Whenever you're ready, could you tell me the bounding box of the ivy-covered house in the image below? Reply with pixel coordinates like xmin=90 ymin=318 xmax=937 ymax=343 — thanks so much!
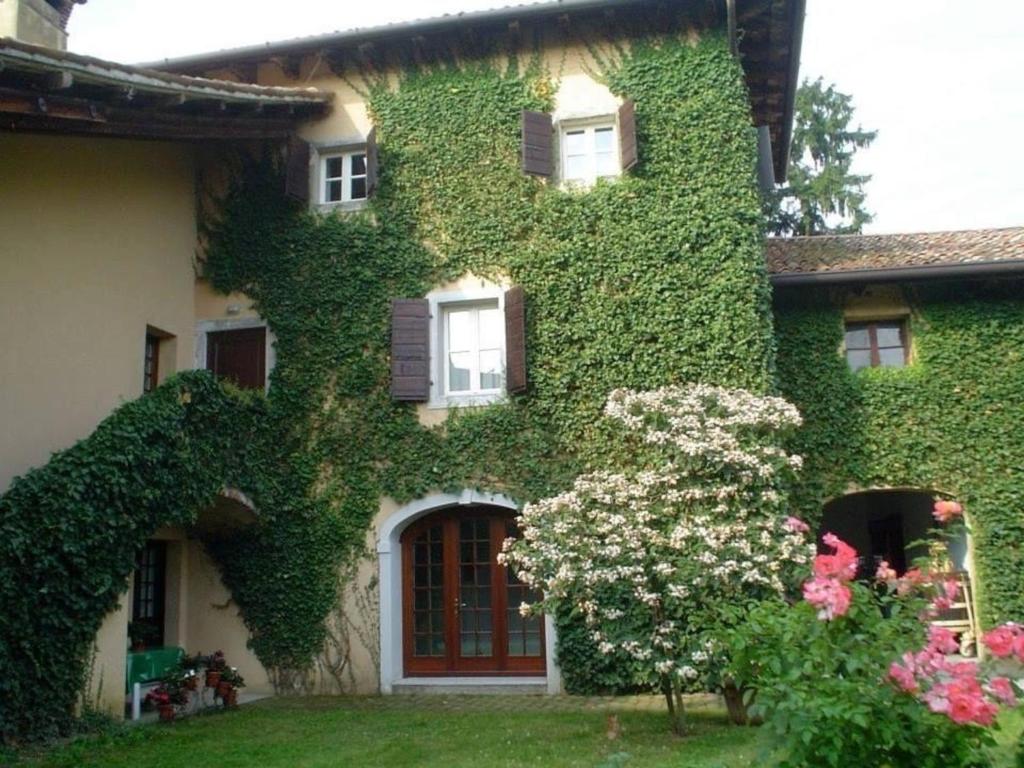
xmin=3 ymin=0 xmax=1023 ymax=745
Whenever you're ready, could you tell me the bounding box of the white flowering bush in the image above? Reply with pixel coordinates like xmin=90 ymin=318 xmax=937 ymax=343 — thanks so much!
xmin=500 ymin=384 xmax=814 ymax=733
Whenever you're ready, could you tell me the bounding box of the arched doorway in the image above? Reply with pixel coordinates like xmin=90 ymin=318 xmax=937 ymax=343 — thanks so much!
xmin=820 ymin=488 xmax=978 ymax=653
xmin=401 ymin=506 xmax=545 ymax=676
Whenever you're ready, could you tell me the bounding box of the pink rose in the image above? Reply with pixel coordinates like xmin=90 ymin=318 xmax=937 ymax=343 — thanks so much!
xmin=943 ymin=579 xmax=960 ymax=601
xmin=983 ymin=625 xmax=1017 ymax=658
xmin=927 ymin=626 xmax=959 ymax=655
xmin=888 ymin=661 xmax=918 ymax=693
xmin=988 ymin=677 xmax=1017 ymax=706
xmin=1013 ymin=633 xmax=1024 ymax=663
xmin=803 ymin=575 xmax=852 ymax=621
xmin=932 ymin=500 xmax=963 ymax=524
xmin=784 ymin=516 xmax=810 ymax=534
xmin=814 ymin=533 xmax=859 ymax=582
xmin=875 ymin=560 xmax=898 ymax=582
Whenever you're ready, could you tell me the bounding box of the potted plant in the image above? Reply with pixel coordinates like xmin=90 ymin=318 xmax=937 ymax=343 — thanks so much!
xmin=127 ymin=621 xmax=158 ymax=652
xmin=176 ymin=654 xmax=201 ymax=691
xmin=218 ymin=666 xmax=246 ymax=708
xmin=204 ymin=650 xmax=225 ymax=689
xmin=145 ymin=683 xmax=187 ymax=722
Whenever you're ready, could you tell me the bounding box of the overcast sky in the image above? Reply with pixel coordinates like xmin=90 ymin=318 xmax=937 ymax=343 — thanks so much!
xmin=68 ymin=0 xmax=1024 ymax=235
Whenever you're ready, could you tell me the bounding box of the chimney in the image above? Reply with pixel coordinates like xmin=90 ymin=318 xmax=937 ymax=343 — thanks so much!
xmin=0 ymin=0 xmax=86 ymax=50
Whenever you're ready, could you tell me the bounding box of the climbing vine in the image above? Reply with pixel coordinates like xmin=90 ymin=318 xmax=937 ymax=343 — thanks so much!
xmin=774 ymin=283 xmax=1024 ymax=626
xmin=0 ymin=28 xmax=774 ymax=743
xmin=201 ymin=31 xmax=772 ymax=695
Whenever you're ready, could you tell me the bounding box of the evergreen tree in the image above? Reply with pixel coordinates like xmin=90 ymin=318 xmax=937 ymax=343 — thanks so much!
xmin=769 ymin=77 xmax=877 ymax=236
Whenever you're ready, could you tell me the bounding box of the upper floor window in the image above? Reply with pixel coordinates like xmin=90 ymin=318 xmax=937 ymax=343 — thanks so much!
xmin=206 ymin=326 xmax=267 ymax=390
xmin=321 ymin=150 xmax=367 ymax=204
xmin=561 ymin=122 xmax=619 ymax=185
xmin=844 ymin=320 xmax=908 ymax=372
xmin=443 ymin=301 xmax=504 ymax=397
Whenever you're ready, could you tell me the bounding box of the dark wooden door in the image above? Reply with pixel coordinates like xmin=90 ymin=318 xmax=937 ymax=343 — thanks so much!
xmin=132 ymin=540 xmax=167 ymax=647
xmin=206 ymin=327 xmax=266 ymax=390
xmin=402 ymin=508 xmax=545 ymax=676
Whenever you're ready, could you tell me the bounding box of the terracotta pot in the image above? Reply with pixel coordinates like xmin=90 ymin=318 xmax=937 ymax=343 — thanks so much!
xmin=184 ymin=677 xmax=198 ymax=691
xmin=158 ymin=704 xmax=175 ymax=722
xmin=224 ymin=688 xmax=238 ymax=708
xmin=205 ymin=670 xmax=221 ymax=688
xmin=216 ymin=681 xmax=232 ymax=699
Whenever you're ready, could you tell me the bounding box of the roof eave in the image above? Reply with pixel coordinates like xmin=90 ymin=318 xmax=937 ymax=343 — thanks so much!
xmin=770 ymin=259 xmax=1024 ymax=288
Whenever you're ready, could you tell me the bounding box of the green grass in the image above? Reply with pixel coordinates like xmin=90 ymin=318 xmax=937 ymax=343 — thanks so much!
xmin=15 ymin=695 xmax=1024 ymax=768
xmin=20 ymin=696 xmax=765 ymax=768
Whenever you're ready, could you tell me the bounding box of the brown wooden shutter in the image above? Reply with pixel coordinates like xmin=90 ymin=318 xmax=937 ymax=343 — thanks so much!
xmin=366 ymin=126 xmax=379 ymax=197
xmin=504 ymin=286 xmax=527 ymax=394
xmin=390 ymin=299 xmax=430 ymax=401
xmin=521 ymin=110 xmax=553 ymax=177
xmin=285 ymin=136 xmax=311 ymax=202
xmin=618 ymin=99 xmax=638 ymax=171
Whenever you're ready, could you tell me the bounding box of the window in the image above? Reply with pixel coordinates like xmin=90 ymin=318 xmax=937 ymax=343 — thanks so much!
xmin=206 ymin=326 xmax=267 ymax=390
xmin=131 ymin=540 xmax=167 ymax=648
xmin=143 ymin=334 xmax=160 ymax=393
xmin=560 ymin=122 xmax=618 ymax=185
xmin=844 ymin=320 xmax=908 ymax=372
xmin=442 ymin=302 xmax=504 ymax=396
xmin=321 ymin=151 xmax=367 ymax=204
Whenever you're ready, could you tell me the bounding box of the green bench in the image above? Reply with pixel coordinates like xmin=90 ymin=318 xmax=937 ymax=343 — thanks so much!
xmin=126 ymin=647 xmax=184 ymax=718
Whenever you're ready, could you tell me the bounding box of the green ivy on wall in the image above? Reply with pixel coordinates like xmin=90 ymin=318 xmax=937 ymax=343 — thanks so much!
xmin=774 ymin=282 xmax=1024 ymax=626
xmin=0 ymin=28 xmax=773 ymax=743
xmin=202 ymin=32 xmax=771 ymax=695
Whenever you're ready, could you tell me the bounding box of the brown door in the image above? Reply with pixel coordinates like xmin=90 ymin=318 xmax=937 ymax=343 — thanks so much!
xmin=206 ymin=327 xmax=266 ymax=390
xmin=402 ymin=507 xmax=545 ymax=676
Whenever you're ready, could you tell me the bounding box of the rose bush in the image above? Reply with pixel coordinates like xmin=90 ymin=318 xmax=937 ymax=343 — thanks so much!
xmin=500 ymin=384 xmax=813 ymax=733
xmin=729 ymin=501 xmax=1021 ymax=767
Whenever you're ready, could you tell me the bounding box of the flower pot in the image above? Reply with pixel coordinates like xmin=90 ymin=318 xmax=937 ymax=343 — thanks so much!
xmin=158 ymin=704 xmax=175 ymax=722
xmin=224 ymin=688 xmax=238 ymax=708
xmin=205 ymin=670 xmax=221 ymax=689
xmin=216 ymin=681 xmax=232 ymax=699
xmin=184 ymin=677 xmax=198 ymax=691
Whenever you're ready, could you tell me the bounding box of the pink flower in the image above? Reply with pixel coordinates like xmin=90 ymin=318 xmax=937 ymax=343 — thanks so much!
xmin=988 ymin=677 xmax=1017 ymax=706
xmin=888 ymin=661 xmax=919 ymax=693
xmin=1013 ymin=633 xmax=1024 ymax=663
xmin=803 ymin=576 xmax=852 ymax=621
xmin=814 ymin=533 xmax=859 ymax=582
xmin=943 ymin=579 xmax=960 ymax=601
xmin=875 ymin=560 xmax=898 ymax=582
xmin=784 ymin=516 xmax=810 ymax=534
xmin=927 ymin=626 xmax=959 ymax=655
xmin=932 ymin=500 xmax=963 ymax=524
xmin=983 ymin=625 xmax=1017 ymax=658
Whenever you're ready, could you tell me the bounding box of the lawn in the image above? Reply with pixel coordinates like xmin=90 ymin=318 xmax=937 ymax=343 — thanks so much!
xmin=17 ymin=695 xmax=1024 ymax=768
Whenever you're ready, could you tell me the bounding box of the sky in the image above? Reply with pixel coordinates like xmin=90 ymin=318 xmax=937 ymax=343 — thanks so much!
xmin=67 ymin=0 xmax=1024 ymax=235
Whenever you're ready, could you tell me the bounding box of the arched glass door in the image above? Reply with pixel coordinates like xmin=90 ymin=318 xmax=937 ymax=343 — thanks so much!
xmin=401 ymin=507 xmax=545 ymax=676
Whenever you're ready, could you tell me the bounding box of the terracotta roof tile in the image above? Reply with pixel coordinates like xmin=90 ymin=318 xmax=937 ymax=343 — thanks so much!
xmin=766 ymin=227 xmax=1024 ymax=276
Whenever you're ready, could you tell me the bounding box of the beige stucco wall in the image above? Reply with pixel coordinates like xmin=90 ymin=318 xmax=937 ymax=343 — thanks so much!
xmin=88 ymin=525 xmax=271 ymax=717
xmin=0 ymin=133 xmax=197 ymax=493
xmin=0 ymin=0 xmax=68 ymax=48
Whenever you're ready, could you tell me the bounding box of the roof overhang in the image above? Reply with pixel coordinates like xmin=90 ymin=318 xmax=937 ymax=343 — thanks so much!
xmin=0 ymin=37 xmax=332 ymax=140
xmin=145 ymin=0 xmax=803 ymax=176
xmin=770 ymin=259 xmax=1024 ymax=288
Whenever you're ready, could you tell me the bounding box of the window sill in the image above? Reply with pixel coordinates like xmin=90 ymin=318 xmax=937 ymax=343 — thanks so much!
xmin=315 ymin=199 xmax=369 ymax=214
xmin=427 ymin=392 xmax=506 ymax=410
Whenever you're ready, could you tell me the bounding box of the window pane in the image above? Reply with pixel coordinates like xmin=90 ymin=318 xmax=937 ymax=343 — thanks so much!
xmin=596 ymin=151 xmax=618 ymax=177
xmin=326 ymin=180 xmax=342 ymax=202
xmin=594 ymin=127 xmax=614 ymax=152
xmin=447 ymin=310 xmax=473 ymax=352
xmin=325 ymin=157 xmax=343 ymax=179
xmin=844 ymin=325 xmax=870 ymax=349
xmin=479 ymin=349 xmax=502 ymax=390
xmin=350 ymin=177 xmax=367 ymax=200
xmin=847 ymin=349 xmax=872 ymax=372
xmin=565 ymin=154 xmax=588 ymax=181
xmin=350 ymin=153 xmax=367 ymax=176
xmin=478 ymin=307 xmax=502 ymax=347
xmin=875 ymin=323 xmax=904 ymax=348
xmin=564 ymin=130 xmax=586 ymax=155
xmin=878 ymin=346 xmax=906 ymax=368
xmin=449 ymin=352 xmax=472 ymax=392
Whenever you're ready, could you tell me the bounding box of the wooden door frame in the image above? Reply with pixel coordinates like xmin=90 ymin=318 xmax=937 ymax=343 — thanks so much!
xmin=400 ymin=506 xmax=545 ymax=677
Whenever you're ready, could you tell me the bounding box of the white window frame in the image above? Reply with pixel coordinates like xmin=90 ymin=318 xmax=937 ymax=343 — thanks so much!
xmin=427 ymin=286 xmax=507 ymax=409
xmin=558 ymin=117 xmax=619 ymax=187
xmin=320 ymin=150 xmax=368 ymax=205
xmin=311 ymin=137 xmax=370 ymax=212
